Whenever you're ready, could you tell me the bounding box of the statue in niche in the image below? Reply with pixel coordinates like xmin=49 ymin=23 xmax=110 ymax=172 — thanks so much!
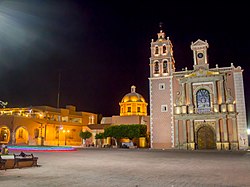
xmin=226 ymin=88 xmax=234 ymax=104
xmin=175 ymin=91 xmax=182 ymax=106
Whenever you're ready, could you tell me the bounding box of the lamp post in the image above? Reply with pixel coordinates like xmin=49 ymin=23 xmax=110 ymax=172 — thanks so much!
xmin=63 ymin=129 xmax=70 ymax=145
xmin=57 ymin=70 xmax=62 ymax=146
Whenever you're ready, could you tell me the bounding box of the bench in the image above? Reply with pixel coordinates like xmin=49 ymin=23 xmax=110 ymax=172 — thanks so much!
xmin=14 ymin=152 xmax=39 ymax=169
xmin=0 ymin=155 xmax=7 ymax=170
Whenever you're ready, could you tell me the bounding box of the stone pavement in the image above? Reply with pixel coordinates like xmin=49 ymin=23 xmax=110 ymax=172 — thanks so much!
xmin=0 ymin=148 xmax=250 ymax=187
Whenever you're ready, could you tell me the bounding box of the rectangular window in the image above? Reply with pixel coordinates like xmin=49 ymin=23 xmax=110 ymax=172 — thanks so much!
xmin=127 ymin=107 xmax=131 ymax=112
xmin=161 ymin=105 xmax=168 ymax=112
xmin=137 ymin=107 xmax=141 ymax=112
xmin=159 ymin=83 xmax=165 ymax=90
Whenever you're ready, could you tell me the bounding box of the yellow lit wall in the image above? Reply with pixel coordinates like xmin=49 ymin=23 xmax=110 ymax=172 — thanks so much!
xmin=0 ymin=105 xmax=97 ymax=146
xmin=119 ymin=86 xmax=148 ymax=116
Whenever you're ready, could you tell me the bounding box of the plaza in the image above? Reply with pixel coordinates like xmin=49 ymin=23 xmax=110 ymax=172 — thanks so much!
xmin=1 ymin=148 xmax=250 ymax=187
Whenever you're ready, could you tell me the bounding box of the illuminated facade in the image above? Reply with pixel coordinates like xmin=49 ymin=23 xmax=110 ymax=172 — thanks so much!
xmin=149 ymin=30 xmax=248 ymax=150
xmin=101 ymin=85 xmax=150 ymax=147
xmin=119 ymin=85 xmax=148 ymax=116
xmin=0 ymin=105 xmax=97 ymax=146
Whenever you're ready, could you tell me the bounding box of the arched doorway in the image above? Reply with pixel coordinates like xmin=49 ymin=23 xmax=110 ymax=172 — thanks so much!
xmin=197 ymin=126 xmax=216 ymax=149
xmin=0 ymin=127 xmax=10 ymax=144
xmin=15 ymin=127 xmax=29 ymax=145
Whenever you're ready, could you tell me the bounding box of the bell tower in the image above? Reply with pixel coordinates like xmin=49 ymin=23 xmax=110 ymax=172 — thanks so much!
xmin=190 ymin=39 xmax=209 ymax=70
xmin=149 ymin=29 xmax=175 ymax=77
xmin=149 ymin=27 xmax=175 ymax=149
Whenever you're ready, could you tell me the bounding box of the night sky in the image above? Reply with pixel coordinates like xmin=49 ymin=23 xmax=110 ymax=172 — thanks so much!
xmin=0 ymin=1 xmax=249 ymax=121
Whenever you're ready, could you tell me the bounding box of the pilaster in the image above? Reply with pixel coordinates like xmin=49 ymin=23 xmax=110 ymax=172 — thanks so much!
xmin=216 ymin=119 xmax=221 ymax=150
xmin=188 ymin=119 xmax=195 ymax=150
xmin=222 ymin=118 xmax=229 ymax=150
xmin=230 ymin=117 xmax=239 ymax=150
xmin=175 ymin=120 xmax=179 ymax=148
xmin=180 ymin=120 xmax=187 ymax=149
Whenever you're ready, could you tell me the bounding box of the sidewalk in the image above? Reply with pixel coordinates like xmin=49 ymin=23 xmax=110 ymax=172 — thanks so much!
xmin=1 ymin=149 xmax=250 ymax=187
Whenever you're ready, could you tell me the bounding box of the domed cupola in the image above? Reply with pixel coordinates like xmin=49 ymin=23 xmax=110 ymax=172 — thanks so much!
xmin=119 ymin=85 xmax=148 ymax=116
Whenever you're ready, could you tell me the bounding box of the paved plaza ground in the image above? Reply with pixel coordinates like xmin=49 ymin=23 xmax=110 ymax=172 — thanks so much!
xmin=1 ymin=148 xmax=250 ymax=187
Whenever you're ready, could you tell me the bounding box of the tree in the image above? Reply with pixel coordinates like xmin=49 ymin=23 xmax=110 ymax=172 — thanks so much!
xmin=95 ymin=133 xmax=104 ymax=147
xmin=95 ymin=133 xmax=104 ymax=139
xmin=104 ymin=125 xmax=121 ymax=146
xmin=79 ymin=130 xmax=92 ymax=146
xmin=104 ymin=124 xmax=147 ymax=147
xmin=126 ymin=124 xmax=147 ymax=146
xmin=139 ymin=124 xmax=147 ymax=137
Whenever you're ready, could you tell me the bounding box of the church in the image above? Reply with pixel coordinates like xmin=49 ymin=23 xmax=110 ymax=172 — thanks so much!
xmin=0 ymin=29 xmax=248 ymax=151
xmin=149 ymin=30 xmax=249 ymax=150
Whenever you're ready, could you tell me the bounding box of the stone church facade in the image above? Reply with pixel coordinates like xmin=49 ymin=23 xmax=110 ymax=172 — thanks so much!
xmin=149 ymin=30 xmax=248 ymax=150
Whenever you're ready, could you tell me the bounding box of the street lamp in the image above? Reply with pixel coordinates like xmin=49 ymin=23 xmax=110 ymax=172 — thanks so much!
xmin=63 ymin=129 xmax=70 ymax=145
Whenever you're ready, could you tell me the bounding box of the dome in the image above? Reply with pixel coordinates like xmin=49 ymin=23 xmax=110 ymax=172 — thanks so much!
xmin=121 ymin=86 xmax=146 ymax=103
xmin=119 ymin=85 xmax=148 ymax=116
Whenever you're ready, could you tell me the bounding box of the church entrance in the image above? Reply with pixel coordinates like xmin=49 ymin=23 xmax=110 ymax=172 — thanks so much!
xmin=197 ymin=126 xmax=216 ymax=150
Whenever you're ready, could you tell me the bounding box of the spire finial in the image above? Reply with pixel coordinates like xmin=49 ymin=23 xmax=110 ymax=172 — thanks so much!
xmin=157 ymin=22 xmax=165 ymax=39
xmin=159 ymin=22 xmax=163 ymax=31
xmin=131 ymin=85 xmax=136 ymax=93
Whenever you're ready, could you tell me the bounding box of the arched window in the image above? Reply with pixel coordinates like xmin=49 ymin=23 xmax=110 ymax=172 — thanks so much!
xmin=196 ymin=89 xmax=211 ymax=113
xmin=154 ymin=61 xmax=159 ymax=74
xmin=163 ymin=60 xmax=168 ymax=73
xmin=155 ymin=46 xmax=159 ymax=55
xmin=0 ymin=128 xmax=9 ymax=141
xmin=163 ymin=45 xmax=167 ymax=54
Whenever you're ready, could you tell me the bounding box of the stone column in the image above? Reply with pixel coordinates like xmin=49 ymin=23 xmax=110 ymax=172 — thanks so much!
xmin=182 ymin=120 xmax=187 ymax=149
xmin=213 ymin=81 xmax=218 ymax=102
xmin=230 ymin=117 xmax=239 ymax=150
xmin=181 ymin=83 xmax=187 ymax=114
xmin=188 ymin=82 xmax=194 ymax=114
xmin=213 ymin=81 xmax=219 ymax=112
xmin=216 ymin=119 xmax=221 ymax=150
xmin=222 ymin=118 xmax=229 ymax=150
xmin=11 ymin=130 xmax=15 ymax=145
xmin=175 ymin=120 xmax=179 ymax=148
xmin=220 ymin=80 xmax=225 ymax=103
xmin=220 ymin=80 xmax=227 ymax=112
xmin=188 ymin=119 xmax=195 ymax=150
